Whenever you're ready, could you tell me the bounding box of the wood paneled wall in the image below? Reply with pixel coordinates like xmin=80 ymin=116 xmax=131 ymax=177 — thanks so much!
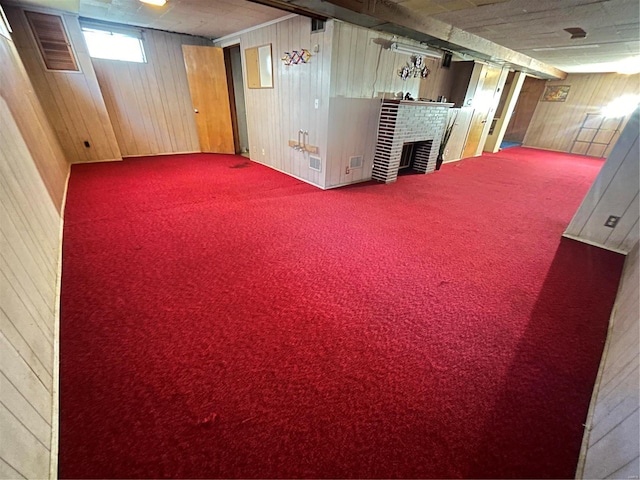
xmin=446 ymin=61 xmax=476 ymax=108
xmin=0 ymin=30 xmax=66 ymax=480
xmin=6 ymin=6 xmax=122 ymax=164
xmin=0 ymin=24 xmax=68 ymax=211
xmin=329 ymin=22 xmax=422 ymax=101
xmin=418 ymin=56 xmax=454 ymax=103
xmin=524 ymin=73 xmax=640 ymax=158
xmin=326 ymin=21 xmax=423 ymax=188
xmin=222 ymin=17 xmax=435 ymax=189
xmin=92 ymin=29 xmax=209 ymax=157
xmin=220 ymin=15 xmax=333 ymax=188
xmin=564 ymin=108 xmax=639 ymax=254
xmin=578 ymin=240 xmax=639 ymax=479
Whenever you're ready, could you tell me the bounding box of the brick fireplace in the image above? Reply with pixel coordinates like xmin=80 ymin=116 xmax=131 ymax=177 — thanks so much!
xmin=372 ymin=100 xmax=452 ymax=183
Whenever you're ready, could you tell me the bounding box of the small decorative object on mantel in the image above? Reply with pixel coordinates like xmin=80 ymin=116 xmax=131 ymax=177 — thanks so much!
xmin=282 ymin=49 xmax=312 ymax=66
xmin=398 ymin=55 xmax=430 ymax=81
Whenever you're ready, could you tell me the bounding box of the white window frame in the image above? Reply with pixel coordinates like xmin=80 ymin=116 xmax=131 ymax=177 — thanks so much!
xmin=80 ymin=20 xmax=147 ymax=64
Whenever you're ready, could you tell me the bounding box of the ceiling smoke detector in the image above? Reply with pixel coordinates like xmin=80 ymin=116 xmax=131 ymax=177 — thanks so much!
xmin=564 ymin=27 xmax=587 ymax=39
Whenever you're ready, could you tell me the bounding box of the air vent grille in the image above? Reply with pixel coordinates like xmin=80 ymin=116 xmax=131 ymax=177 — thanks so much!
xmin=309 ymin=155 xmax=321 ymax=171
xmin=349 ymin=155 xmax=363 ymax=169
xmin=25 ymin=11 xmax=78 ymax=71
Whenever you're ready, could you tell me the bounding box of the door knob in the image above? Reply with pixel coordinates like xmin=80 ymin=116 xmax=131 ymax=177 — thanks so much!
xmin=194 ymin=109 xmax=199 ymax=113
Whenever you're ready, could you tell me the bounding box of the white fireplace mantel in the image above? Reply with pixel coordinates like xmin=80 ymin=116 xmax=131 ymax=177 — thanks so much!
xmin=372 ymin=99 xmax=453 ymax=183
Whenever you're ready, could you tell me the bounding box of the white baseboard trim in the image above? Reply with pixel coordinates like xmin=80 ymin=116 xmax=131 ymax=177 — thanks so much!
xmin=562 ymin=233 xmax=628 ymax=255
xmin=324 ymin=178 xmax=373 ymax=189
xmin=248 ymin=157 xmax=324 ymax=189
xmin=70 ymin=157 xmax=122 ymax=164
xmin=122 ymin=151 xmax=200 ymax=159
xmin=520 ymin=145 xmax=606 ymax=158
xmin=49 ymin=168 xmax=70 ymax=479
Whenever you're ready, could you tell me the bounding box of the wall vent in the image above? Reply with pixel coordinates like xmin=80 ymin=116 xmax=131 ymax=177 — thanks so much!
xmin=349 ymin=155 xmax=363 ymax=169
xmin=309 ymin=155 xmax=321 ymax=171
xmin=25 ymin=11 xmax=79 ymax=71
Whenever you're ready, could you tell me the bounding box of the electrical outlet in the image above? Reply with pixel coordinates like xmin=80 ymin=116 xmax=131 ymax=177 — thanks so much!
xmin=262 ymin=148 xmax=265 ymax=156
xmin=314 ymin=99 xmax=319 ymax=109
xmin=604 ymin=215 xmax=620 ymax=228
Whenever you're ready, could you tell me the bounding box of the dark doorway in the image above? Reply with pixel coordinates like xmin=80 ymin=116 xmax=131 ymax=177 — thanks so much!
xmin=223 ymin=45 xmax=249 ymax=155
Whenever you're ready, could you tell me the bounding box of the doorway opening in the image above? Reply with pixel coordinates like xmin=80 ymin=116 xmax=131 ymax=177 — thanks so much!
xmin=503 ymin=76 xmax=546 ymax=144
xmin=224 ymin=45 xmax=249 ymax=156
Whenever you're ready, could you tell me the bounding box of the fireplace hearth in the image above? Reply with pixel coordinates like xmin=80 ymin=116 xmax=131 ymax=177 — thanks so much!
xmin=372 ymin=100 xmax=452 ymax=183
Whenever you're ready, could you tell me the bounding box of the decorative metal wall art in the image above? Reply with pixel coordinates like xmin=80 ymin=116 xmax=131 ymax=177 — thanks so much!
xmin=282 ymin=49 xmax=312 ymax=66
xmin=398 ymin=55 xmax=430 ymax=80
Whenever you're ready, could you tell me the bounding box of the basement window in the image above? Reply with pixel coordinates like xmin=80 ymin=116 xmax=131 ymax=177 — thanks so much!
xmin=311 ymin=18 xmax=325 ymax=33
xmin=81 ymin=23 xmax=146 ymax=63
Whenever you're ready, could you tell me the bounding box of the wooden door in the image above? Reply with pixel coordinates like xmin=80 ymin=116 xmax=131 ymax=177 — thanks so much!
xmin=183 ymin=45 xmax=234 ymax=154
xmin=461 ymin=65 xmax=502 ymax=159
xmin=444 ymin=107 xmax=474 ymax=163
xmin=503 ymin=77 xmax=546 ymax=143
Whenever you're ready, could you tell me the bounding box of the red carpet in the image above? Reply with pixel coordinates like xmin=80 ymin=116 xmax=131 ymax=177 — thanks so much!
xmin=60 ymin=147 xmax=624 ymax=478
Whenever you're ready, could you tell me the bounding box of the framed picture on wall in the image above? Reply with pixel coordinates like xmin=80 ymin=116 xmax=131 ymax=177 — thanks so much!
xmin=542 ymin=85 xmax=571 ymax=102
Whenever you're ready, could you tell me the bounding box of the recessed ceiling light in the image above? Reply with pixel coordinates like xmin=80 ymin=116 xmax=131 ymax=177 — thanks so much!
xmin=140 ymin=0 xmax=167 ymax=6
xmin=616 ymin=56 xmax=640 ymax=75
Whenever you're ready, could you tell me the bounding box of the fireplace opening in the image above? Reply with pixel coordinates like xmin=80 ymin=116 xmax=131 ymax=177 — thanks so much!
xmin=399 ymin=143 xmax=416 ymax=170
xmin=398 ymin=140 xmax=434 ymax=175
